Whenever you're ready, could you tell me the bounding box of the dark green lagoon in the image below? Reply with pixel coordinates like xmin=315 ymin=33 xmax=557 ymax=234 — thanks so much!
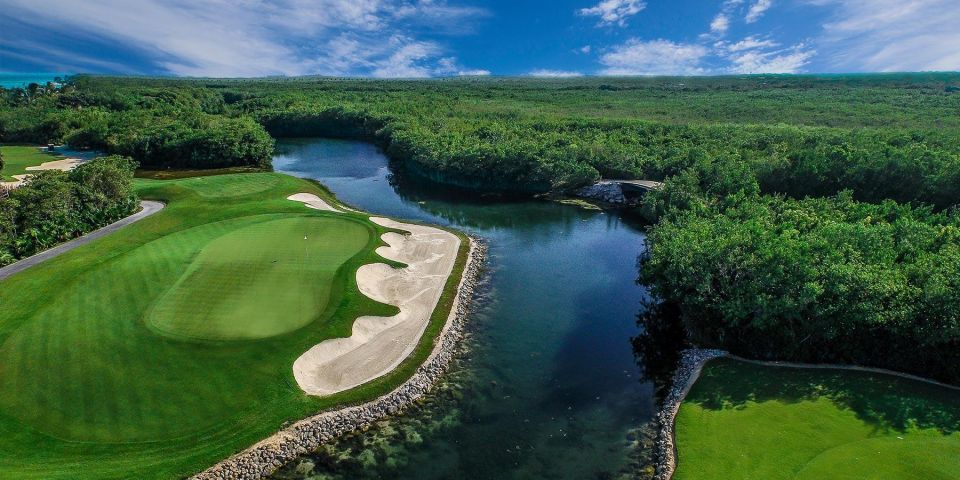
xmin=272 ymin=138 xmax=656 ymax=479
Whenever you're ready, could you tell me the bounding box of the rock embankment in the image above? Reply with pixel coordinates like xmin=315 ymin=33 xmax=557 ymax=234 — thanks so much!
xmin=653 ymin=348 xmax=727 ymax=480
xmin=573 ymin=181 xmax=629 ymax=205
xmin=192 ymin=237 xmax=487 ymax=480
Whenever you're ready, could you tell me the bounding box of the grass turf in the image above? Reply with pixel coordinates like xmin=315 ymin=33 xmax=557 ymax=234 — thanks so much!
xmin=0 ymin=145 xmax=65 ymax=180
xmin=147 ymin=216 xmax=370 ymax=341
xmin=674 ymin=358 xmax=960 ymax=480
xmin=0 ymin=172 xmax=469 ymax=479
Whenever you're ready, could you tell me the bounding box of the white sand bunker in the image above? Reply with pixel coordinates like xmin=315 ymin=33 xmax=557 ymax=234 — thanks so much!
xmin=27 ymin=157 xmax=88 ymax=172
xmin=287 ymin=193 xmax=341 ymax=213
xmin=293 ymin=217 xmax=460 ymax=396
xmin=1 ymin=156 xmax=90 ymax=189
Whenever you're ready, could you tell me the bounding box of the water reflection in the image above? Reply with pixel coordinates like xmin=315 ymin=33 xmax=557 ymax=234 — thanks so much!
xmin=271 ymin=138 xmax=659 ymax=480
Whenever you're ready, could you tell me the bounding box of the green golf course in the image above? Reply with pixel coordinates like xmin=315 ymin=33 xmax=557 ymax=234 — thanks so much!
xmin=0 ymin=172 xmax=467 ymax=479
xmin=0 ymin=145 xmax=64 ymax=180
xmin=674 ymin=358 xmax=960 ymax=480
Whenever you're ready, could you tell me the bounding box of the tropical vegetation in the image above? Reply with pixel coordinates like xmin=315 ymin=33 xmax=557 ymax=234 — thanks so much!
xmin=2 ymin=73 xmax=959 ymax=381
xmin=0 ymin=155 xmax=138 ymax=266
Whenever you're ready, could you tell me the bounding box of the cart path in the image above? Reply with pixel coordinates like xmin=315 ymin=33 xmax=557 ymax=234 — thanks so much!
xmin=0 ymin=200 xmax=165 ymax=281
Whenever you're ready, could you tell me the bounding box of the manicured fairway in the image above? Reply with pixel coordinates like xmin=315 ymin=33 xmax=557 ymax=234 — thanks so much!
xmin=0 ymin=172 xmax=468 ymax=479
xmin=674 ymin=358 xmax=960 ymax=480
xmin=0 ymin=145 xmax=64 ymax=180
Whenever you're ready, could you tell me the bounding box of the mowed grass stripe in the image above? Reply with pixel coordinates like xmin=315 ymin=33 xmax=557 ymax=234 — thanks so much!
xmin=147 ymin=215 xmax=369 ymax=341
xmin=674 ymin=358 xmax=960 ymax=480
xmin=0 ymin=173 xmax=457 ymax=479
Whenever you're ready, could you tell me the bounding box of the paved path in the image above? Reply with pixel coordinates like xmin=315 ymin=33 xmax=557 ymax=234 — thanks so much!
xmin=0 ymin=200 xmax=165 ymax=281
xmin=606 ymin=179 xmax=664 ymax=190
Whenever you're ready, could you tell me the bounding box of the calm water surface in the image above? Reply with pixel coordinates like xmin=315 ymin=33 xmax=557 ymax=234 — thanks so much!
xmin=0 ymin=72 xmax=70 ymax=88
xmin=272 ymin=138 xmax=655 ymax=480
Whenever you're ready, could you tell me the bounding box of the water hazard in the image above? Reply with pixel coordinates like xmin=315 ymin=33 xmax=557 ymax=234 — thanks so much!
xmin=272 ymin=138 xmax=656 ymax=479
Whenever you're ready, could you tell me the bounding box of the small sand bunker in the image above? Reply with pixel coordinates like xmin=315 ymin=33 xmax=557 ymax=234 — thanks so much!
xmin=1 ymin=156 xmax=90 ymax=189
xmin=26 ymin=157 xmax=88 ymax=172
xmin=287 ymin=193 xmax=340 ymax=213
xmin=293 ymin=217 xmax=460 ymax=396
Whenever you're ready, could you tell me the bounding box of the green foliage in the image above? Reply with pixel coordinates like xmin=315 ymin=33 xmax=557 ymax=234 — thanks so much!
xmin=641 ymin=192 xmax=960 ymax=383
xmin=4 ymin=74 xmax=960 ymax=199
xmin=0 ymin=155 xmax=138 ymax=265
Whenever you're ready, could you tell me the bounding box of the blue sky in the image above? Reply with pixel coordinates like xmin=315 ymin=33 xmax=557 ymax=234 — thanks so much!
xmin=1 ymin=0 xmax=958 ymax=77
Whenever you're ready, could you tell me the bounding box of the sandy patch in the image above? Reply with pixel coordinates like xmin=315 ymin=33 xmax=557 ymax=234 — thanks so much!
xmin=1 ymin=174 xmax=31 ymax=189
xmin=293 ymin=217 xmax=461 ymax=396
xmin=26 ymin=157 xmax=88 ymax=172
xmin=1 ymin=156 xmax=90 ymax=189
xmin=287 ymin=193 xmax=340 ymax=213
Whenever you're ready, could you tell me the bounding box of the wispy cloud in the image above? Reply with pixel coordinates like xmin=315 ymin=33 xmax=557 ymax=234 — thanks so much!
xmin=599 ymin=39 xmax=708 ymax=75
xmin=0 ymin=0 xmax=489 ymax=77
xmin=578 ymin=0 xmax=646 ymax=27
xmin=745 ymin=0 xmax=773 ymax=23
xmin=528 ymin=69 xmax=585 ymax=77
xmin=710 ymin=14 xmax=731 ymax=35
xmin=719 ymin=36 xmax=780 ymax=52
xmin=721 ymin=41 xmax=815 ymax=73
xmin=808 ymin=0 xmax=960 ymax=72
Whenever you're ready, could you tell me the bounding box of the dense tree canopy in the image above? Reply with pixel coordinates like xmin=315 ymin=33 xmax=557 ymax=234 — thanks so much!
xmin=2 ymin=74 xmax=959 ymax=200
xmin=641 ymin=191 xmax=960 ymax=383
xmin=0 ymin=155 xmax=138 ymax=265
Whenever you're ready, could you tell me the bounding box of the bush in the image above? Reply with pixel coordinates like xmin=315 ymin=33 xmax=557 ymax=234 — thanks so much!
xmin=0 ymin=155 xmax=139 ymax=265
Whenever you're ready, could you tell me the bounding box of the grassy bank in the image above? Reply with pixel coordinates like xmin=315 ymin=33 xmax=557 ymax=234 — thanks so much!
xmin=0 ymin=172 xmax=469 ymax=479
xmin=674 ymin=358 xmax=960 ymax=480
xmin=0 ymin=145 xmax=62 ymax=180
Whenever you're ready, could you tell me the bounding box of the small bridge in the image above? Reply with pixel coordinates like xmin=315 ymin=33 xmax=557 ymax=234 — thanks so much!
xmin=606 ymin=179 xmax=664 ymax=192
xmin=573 ymin=179 xmax=663 ymax=206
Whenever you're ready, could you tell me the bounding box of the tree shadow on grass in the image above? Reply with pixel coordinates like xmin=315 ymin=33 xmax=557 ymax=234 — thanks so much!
xmin=688 ymin=357 xmax=960 ymax=435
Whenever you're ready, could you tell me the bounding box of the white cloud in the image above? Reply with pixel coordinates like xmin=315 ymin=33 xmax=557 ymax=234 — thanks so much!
xmin=580 ymin=45 xmax=592 ymax=54
xmin=745 ymin=0 xmax=773 ymax=23
xmin=713 ymin=34 xmax=812 ymax=74
xmin=0 ymin=0 xmax=489 ymax=77
xmin=726 ymin=43 xmax=815 ymax=73
xmin=717 ymin=35 xmax=780 ymax=52
xmin=456 ymin=68 xmax=492 ymax=76
xmin=808 ymin=0 xmax=960 ymax=72
xmin=578 ymin=0 xmax=646 ymax=27
xmin=434 ymin=56 xmax=490 ymax=76
xmin=710 ymin=14 xmax=730 ymax=35
xmin=599 ymin=39 xmax=708 ymax=75
xmin=528 ymin=69 xmax=585 ymax=77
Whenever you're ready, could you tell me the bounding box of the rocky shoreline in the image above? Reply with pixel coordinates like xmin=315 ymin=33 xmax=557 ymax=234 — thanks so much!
xmin=652 ymin=348 xmax=727 ymax=480
xmin=573 ymin=181 xmax=630 ymax=205
xmin=192 ymin=236 xmax=488 ymax=480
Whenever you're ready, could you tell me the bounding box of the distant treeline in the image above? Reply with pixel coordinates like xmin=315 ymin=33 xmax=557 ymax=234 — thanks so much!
xmin=0 ymin=156 xmax=139 ymax=266
xmin=2 ymin=74 xmax=960 ymax=201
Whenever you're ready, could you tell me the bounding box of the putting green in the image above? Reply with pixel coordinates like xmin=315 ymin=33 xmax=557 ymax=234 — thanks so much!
xmin=147 ymin=215 xmax=370 ymax=341
xmin=674 ymin=358 xmax=960 ymax=480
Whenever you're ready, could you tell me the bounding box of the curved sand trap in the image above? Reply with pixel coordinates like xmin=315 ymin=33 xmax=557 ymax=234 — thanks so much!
xmin=1 ymin=156 xmax=90 ymax=189
xmin=293 ymin=217 xmax=460 ymax=396
xmin=26 ymin=157 xmax=88 ymax=172
xmin=287 ymin=193 xmax=340 ymax=212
